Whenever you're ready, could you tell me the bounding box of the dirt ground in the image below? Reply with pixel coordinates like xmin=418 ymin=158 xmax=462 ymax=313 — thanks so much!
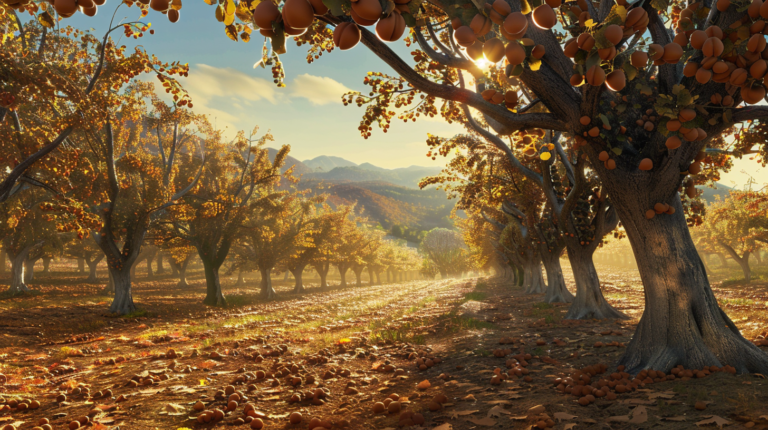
xmin=0 ymin=258 xmax=767 ymax=430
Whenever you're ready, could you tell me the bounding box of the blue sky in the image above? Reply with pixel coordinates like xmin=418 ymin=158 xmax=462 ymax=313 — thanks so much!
xmin=30 ymin=4 xmax=767 ymax=185
xmin=52 ymin=3 xmax=463 ymax=169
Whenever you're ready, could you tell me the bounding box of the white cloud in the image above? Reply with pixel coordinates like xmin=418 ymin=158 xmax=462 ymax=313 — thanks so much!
xmin=185 ymin=64 xmax=280 ymax=105
xmin=289 ymin=73 xmax=352 ymax=106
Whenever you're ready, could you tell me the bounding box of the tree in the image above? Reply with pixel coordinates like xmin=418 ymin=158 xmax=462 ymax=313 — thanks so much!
xmin=166 ymin=126 xmax=286 ymax=306
xmin=64 ymin=235 xmax=104 ymax=283
xmin=50 ymin=0 xmax=768 ymax=371
xmin=702 ymin=190 xmax=768 ymax=281
xmin=420 ymin=228 xmax=467 ymax=278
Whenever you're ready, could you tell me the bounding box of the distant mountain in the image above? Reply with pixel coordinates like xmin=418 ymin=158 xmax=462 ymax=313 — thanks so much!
xmin=303 ymin=155 xmax=357 ymax=171
xmin=304 ymin=165 xmax=443 ymax=188
xmin=267 ymin=148 xmax=314 ymax=176
xmin=698 ymin=182 xmax=734 ymax=203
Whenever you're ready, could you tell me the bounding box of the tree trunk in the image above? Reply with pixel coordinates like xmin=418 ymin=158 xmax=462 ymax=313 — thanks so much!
xmin=522 ymin=260 xmax=544 ymax=294
xmin=721 ymin=244 xmax=751 ymax=282
xmin=155 ymin=252 xmax=165 ymax=274
xmin=718 ymin=253 xmax=728 ymax=268
xmin=615 ymin=194 xmax=768 ymax=374
xmin=754 ymin=250 xmax=763 ymax=265
xmin=353 ymin=267 xmax=363 ymax=287
xmin=386 ymin=269 xmax=391 ymax=283
xmin=314 ymin=263 xmax=329 ymax=289
xmin=102 ymin=271 xmax=115 ymax=296
xmin=108 ymin=268 xmax=136 ymax=315
xmin=42 ymin=257 xmax=51 ymax=274
xmin=201 ymin=257 xmax=227 ymax=306
xmin=78 ymin=257 xmax=85 ymax=273
xmin=260 ymin=267 xmax=277 ymax=300
xmin=367 ymin=267 xmax=375 ymax=285
xmin=24 ymin=258 xmax=36 ymax=282
xmin=8 ymin=247 xmax=34 ymax=294
xmin=171 ymin=260 xmax=179 ymax=276
xmin=291 ymin=264 xmax=307 ymax=294
xmin=145 ymin=256 xmax=154 ymax=278
xmin=338 ymin=264 xmax=348 ymax=287
xmin=176 ymin=259 xmax=190 ymax=288
xmin=235 ymin=270 xmax=245 ymax=286
xmin=541 ymin=251 xmax=574 ymax=303
xmin=0 ymin=250 xmax=6 ymax=274
xmin=375 ymin=270 xmax=381 ymax=285
xmin=564 ymin=246 xmax=627 ymax=320
xmin=86 ymin=258 xmax=101 ymax=283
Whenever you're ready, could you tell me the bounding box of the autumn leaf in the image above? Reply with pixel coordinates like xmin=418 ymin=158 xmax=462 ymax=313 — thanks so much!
xmin=225 ymin=25 xmax=239 ymax=41
xmin=37 ymin=12 xmax=56 ymax=28
xmin=695 ymin=416 xmax=731 ymax=428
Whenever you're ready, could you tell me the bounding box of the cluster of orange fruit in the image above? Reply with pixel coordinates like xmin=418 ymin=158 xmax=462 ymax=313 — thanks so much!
xmin=253 ymin=0 xmax=408 ymax=51
xmin=49 ymin=0 xmax=105 ymax=18
xmin=553 ymin=363 xmax=738 ymax=407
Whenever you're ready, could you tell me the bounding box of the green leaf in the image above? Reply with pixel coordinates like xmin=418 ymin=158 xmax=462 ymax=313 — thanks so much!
xmin=604 ymin=5 xmax=627 ymax=25
xmin=599 ymin=114 xmax=610 ymax=126
xmin=585 ymin=51 xmax=601 ymax=70
xmin=622 ymin=62 xmax=638 ymax=81
xmin=650 ymin=0 xmax=668 ymax=12
xmin=402 ymin=12 xmax=417 ymax=27
xmin=37 ymin=11 xmax=55 ymax=28
xmin=271 ymin=24 xmax=286 ymax=54
xmin=322 ymin=0 xmax=345 ymax=16
xmin=611 ymin=147 xmax=622 ymax=155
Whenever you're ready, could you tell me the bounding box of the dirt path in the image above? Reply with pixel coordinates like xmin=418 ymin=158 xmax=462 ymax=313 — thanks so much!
xmin=1 ymin=263 xmax=767 ymax=430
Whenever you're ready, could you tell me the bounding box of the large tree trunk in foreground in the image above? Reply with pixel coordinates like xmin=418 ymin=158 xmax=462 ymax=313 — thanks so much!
xmin=615 ymin=194 xmax=768 ymax=374
xmin=564 ymin=246 xmax=627 ymax=320
xmin=8 ymin=246 xmax=34 ymax=294
xmin=201 ymin=257 xmax=227 ymax=306
xmin=260 ymin=267 xmax=277 ymax=300
xmin=291 ymin=264 xmax=307 ymax=294
xmin=541 ymin=251 xmax=573 ymax=303
xmin=108 ymin=268 xmax=136 ymax=315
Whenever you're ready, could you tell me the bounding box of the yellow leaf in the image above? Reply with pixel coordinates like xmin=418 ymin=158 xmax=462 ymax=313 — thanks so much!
xmin=199 ymin=379 xmax=208 ymax=386
xmin=225 ymin=0 xmax=236 ymax=15
xmin=215 ymin=5 xmax=224 ymax=22
xmin=225 ymin=24 xmax=239 ymax=41
xmin=540 ymin=152 xmax=552 ymax=161
xmin=224 ymin=12 xmax=235 ymax=25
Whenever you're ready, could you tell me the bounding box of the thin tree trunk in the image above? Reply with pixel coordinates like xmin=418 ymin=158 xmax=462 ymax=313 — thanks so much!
xmin=338 ymin=264 xmax=348 ymax=287
xmin=8 ymin=246 xmax=34 ymax=294
xmin=201 ymin=257 xmax=227 ymax=306
xmin=353 ymin=267 xmax=363 ymax=287
xmin=85 ymin=256 xmax=103 ymax=283
xmin=541 ymin=251 xmax=573 ymax=303
xmin=155 ymin=252 xmax=165 ymax=274
xmin=108 ymin=268 xmax=136 ymax=315
xmin=177 ymin=259 xmax=190 ymax=287
xmin=24 ymin=258 xmax=36 ymax=282
xmin=375 ymin=270 xmax=381 ymax=285
xmin=0 ymin=250 xmax=6 ymax=274
xmin=171 ymin=260 xmax=179 ymax=276
xmin=718 ymin=253 xmax=728 ymax=268
xmin=235 ymin=270 xmax=245 ymax=286
xmin=721 ymin=243 xmax=751 ymax=282
xmin=564 ymin=246 xmax=627 ymax=320
xmin=314 ymin=263 xmax=329 ymax=289
xmin=78 ymin=257 xmax=85 ymax=273
xmin=615 ymin=194 xmax=768 ymax=374
xmin=291 ymin=263 xmax=307 ymax=293
xmin=260 ymin=267 xmax=277 ymax=300
xmin=386 ymin=269 xmax=391 ymax=283
xmin=367 ymin=267 xmax=375 ymax=285
xmin=42 ymin=257 xmax=51 ymax=274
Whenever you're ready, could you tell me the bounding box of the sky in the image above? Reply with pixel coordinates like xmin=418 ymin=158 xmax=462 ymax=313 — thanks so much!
xmin=35 ymin=3 xmax=768 ymax=186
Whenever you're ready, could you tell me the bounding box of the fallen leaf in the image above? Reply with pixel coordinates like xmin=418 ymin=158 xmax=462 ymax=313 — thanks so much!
xmin=696 ymin=416 xmax=732 ymax=428
xmin=629 ymin=405 xmax=648 ymax=424
xmin=607 ymin=415 xmax=630 ymax=423
xmin=164 ymin=403 xmax=186 ymax=415
xmin=510 ymin=415 xmax=528 ymax=420
xmin=466 ymin=417 xmax=497 ymax=426
xmin=450 ymin=410 xmax=479 ymax=419
xmin=564 ymin=425 xmax=577 ymax=430
xmin=554 ymin=412 xmax=578 ymax=421
xmin=659 ymin=416 xmax=687 ymax=422
xmin=486 ymin=400 xmax=513 ymax=405
xmin=649 ymin=391 xmax=676 ymax=399
xmin=432 ymin=424 xmax=452 ymax=430
xmin=488 ymin=406 xmax=510 ymax=418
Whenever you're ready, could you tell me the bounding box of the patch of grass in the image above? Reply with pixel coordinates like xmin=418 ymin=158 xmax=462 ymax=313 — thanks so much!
xmin=725 ymin=391 xmax=760 ymax=416
xmin=719 ymin=297 xmax=755 ymax=306
xmin=533 ymin=302 xmax=554 ymax=310
xmin=532 ymin=347 xmax=544 ymax=356
xmin=77 ymin=320 xmax=108 ymax=333
xmin=121 ymin=309 xmax=150 ymax=318
xmin=446 ymin=315 xmax=495 ymax=332
xmin=474 ymin=281 xmax=489 ymax=291
xmin=473 ymin=348 xmax=492 ymax=357
xmin=463 ymin=291 xmax=487 ymax=301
